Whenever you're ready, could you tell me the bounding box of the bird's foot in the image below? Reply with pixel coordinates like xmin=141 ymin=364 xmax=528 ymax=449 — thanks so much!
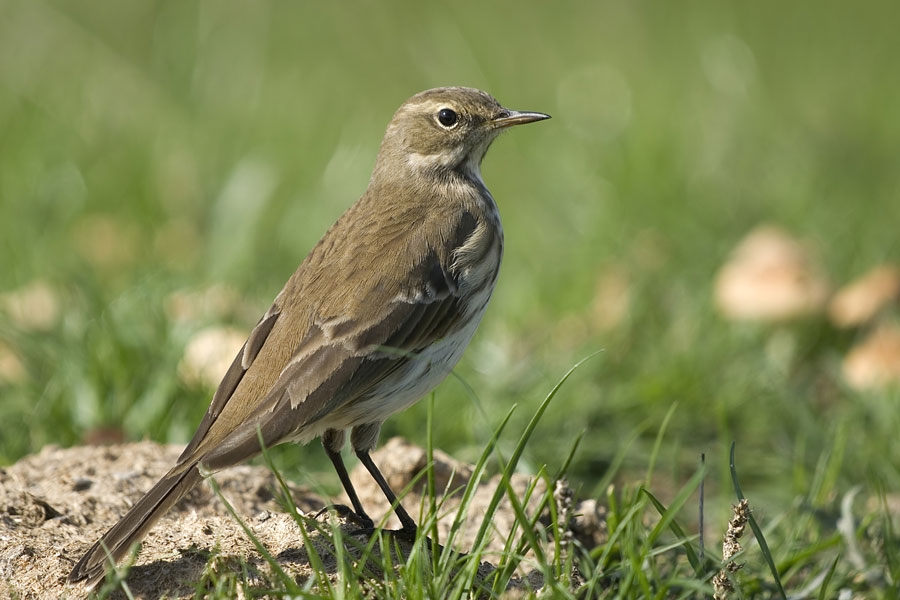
xmin=382 ymin=525 xmax=418 ymax=542
xmin=315 ymin=503 xmax=375 ymax=530
xmin=350 ymin=524 xmax=419 ymax=541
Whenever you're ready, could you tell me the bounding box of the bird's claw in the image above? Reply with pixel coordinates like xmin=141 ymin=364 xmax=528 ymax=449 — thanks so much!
xmin=315 ymin=503 xmax=375 ymax=530
xmin=391 ymin=525 xmax=418 ymax=542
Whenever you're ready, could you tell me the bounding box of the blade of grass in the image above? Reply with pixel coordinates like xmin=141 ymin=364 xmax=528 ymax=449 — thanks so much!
xmin=729 ymin=441 xmax=787 ymax=600
xmin=491 ymin=466 xmax=551 ymax=595
xmin=644 ymin=401 xmax=678 ymax=489
xmin=591 ymin=426 xmax=643 ymax=498
xmin=444 ymin=404 xmax=518 ymax=593
xmin=255 ymin=428 xmax=348 ymax=596
xmin=644 ymin=470 xmax=703 ymax=548
xmin=817 ymin=553 xmax=841 ymax=600
xmin=642 ymin=484 xmax=703 ymax=574
xmin=557 ymin=430 xmax=584 ymax=481
xmin=472 ymin=352 xmax=601 ymax=549
xmin=205 ymin=472 xmax=300 ymax=593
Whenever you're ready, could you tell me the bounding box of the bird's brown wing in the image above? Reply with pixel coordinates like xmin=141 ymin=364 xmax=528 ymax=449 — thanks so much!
xmin=195 ymin=253 xmax=469 ymax=468
xmin=177 ymin=307 xmax=280 ymax=463
xmin=177 ymin=211 xmax=480 ymax=470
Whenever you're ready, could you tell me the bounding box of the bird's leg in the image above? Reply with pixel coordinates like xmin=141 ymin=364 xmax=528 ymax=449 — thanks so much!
xmin=351 ymin=421 xmax=417 ymax=537
xmin=320 ymin=429 xmax=374 ymax=530
xmin=355 ymin=448 xmax=418 ymax=538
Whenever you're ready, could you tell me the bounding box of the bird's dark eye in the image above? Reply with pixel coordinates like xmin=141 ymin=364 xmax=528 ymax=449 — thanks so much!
xmin=437 ymin=108 xmax=458 ymax=128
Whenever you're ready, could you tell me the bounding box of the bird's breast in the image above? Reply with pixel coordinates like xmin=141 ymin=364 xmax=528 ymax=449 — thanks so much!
xmin=450 ymin=201 xmax=503 ymax=306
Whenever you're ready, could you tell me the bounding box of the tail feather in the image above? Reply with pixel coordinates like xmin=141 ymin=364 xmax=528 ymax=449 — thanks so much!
xmin=68 ymin=465 xmax=203 ymax=586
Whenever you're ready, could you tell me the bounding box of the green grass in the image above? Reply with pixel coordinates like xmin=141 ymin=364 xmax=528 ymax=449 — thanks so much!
xmin=82 ymin=370 xmax=900 ymax=598
xmin=2 ymin=0 xmax=900 ymax=597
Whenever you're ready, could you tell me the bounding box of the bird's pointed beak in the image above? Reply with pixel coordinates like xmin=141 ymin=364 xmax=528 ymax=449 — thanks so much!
xmin=491 ymin=109 xmax=551 ymax=129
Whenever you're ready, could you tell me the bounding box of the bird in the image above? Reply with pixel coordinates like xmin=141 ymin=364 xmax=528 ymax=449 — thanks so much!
xmin=68 ymin=86 xmax=549 ymax=586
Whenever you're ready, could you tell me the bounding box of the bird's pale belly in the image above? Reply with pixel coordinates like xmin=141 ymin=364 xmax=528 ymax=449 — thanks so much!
xmin=329 ymin=283 xmax=494 ymax=430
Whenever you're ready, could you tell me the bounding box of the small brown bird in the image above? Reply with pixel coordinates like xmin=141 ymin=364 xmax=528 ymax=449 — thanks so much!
xmin=69 ymin=86 xmax=549 ymax=586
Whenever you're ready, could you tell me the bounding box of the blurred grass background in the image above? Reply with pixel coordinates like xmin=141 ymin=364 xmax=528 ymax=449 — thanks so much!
xmin=1 ymin=0 xmax=899 ymax=544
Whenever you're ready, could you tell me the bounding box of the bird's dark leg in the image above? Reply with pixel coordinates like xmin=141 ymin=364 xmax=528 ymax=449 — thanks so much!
xmin=351 ymin=421 xmax=418 ymax=538
xmin=321 ymin=429 xmax=374 ymax=530
xmin=355 ymin=448 xmax=418 ymax=537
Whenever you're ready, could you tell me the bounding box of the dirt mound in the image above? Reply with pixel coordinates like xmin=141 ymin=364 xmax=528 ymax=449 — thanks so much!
xmin=1 ymin=438 xmax=598 ymax=598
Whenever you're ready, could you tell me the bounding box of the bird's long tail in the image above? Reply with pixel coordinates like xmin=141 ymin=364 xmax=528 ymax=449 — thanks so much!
xmin=68 ymin=464 xmax=203 ymax=587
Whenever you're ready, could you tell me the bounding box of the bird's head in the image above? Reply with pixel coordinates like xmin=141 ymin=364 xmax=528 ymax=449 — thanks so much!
xmin=375 ymin=87 xmax=549 ymax=183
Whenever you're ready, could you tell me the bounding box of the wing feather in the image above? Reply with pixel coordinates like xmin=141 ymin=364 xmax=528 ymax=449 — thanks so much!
xmin=177 ymin=308 xmax=279 ymax=463
xmin=183 ymin=207 xmax=485 ymax=468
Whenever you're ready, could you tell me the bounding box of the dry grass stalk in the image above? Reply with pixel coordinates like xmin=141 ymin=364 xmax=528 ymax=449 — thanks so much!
xmin=712 ymin=498 xmax=750 ymax=599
